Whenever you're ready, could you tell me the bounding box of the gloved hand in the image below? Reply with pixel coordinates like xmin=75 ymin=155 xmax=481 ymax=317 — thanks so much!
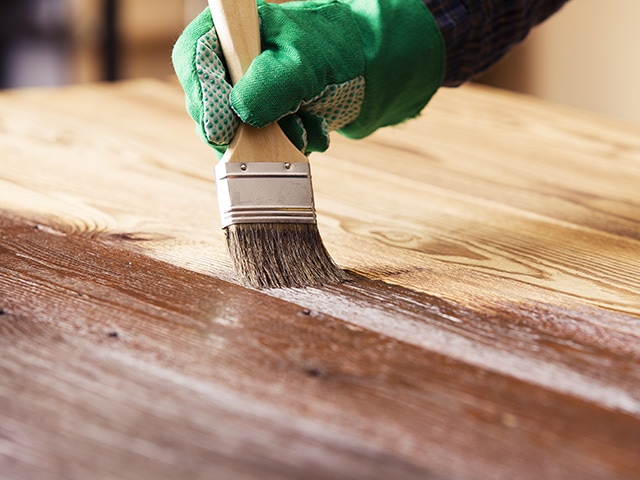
xmin=172 ymin=0 xmax=445 ymax=156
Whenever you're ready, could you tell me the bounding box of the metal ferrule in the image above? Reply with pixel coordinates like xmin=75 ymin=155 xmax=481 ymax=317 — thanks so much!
xmin=214 ymin=161 xmax=317 ymax=228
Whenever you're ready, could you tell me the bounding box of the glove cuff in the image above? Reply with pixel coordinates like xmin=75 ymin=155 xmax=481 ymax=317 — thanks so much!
xmin=339 ymin=0 xmax=445 ymax=139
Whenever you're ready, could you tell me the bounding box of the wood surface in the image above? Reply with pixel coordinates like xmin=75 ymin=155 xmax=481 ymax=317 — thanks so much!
xmin=1 ymin=79 xmax=639 ymax=479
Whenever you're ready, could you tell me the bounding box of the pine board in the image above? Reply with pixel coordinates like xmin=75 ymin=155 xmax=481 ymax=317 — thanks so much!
xmin=1 ymin=79 xmax=639 ymax=479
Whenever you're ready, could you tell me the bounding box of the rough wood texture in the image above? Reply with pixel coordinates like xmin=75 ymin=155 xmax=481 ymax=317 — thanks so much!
xmin=1 ymin=79 xmax=639 ymax=479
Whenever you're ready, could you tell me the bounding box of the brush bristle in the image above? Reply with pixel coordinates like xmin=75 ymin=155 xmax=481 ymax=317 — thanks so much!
xmin=224 ymin=223 xmax=348 ymax=289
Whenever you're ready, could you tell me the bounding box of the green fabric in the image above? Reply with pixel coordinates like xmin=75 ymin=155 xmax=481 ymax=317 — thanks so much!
xmin=171 ymin=0 xmax=445 ymax=155
xmin=339 ymin=0 xmax=445 ymax=138
xmin=231 ymin=0 xmax=365 ymax=128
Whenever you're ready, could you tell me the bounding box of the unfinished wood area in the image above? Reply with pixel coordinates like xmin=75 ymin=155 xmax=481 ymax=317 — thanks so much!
xmin=1 ymin=79 xmax=639 ymax=479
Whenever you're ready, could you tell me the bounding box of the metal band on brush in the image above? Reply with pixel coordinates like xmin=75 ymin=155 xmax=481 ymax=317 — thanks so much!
xmin=214 ymin=162 xmax=317 ymax=228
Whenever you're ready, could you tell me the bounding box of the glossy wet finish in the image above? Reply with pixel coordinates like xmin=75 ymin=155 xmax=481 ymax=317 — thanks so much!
xmin=2 ymin=212 xmax=638 ymax=479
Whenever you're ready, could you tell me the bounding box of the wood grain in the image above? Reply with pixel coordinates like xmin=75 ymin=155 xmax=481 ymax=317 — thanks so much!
xmin=1 ymin=79 xmax=639 ymax=479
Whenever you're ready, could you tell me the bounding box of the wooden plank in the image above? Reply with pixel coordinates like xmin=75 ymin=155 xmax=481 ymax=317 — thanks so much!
xmin=1 ymin=79 xmax=639 ymax=479
xmin=2 ymin=212 xmax=638 ymax=479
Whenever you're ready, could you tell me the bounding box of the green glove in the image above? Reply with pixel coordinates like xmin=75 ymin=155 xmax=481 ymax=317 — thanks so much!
xmin=172 ymin=0 xmax=445 ymax=156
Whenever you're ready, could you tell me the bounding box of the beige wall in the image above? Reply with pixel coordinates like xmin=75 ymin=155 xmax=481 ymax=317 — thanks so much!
xmin=68 ymin=0 xmax=191 ymax=83
xmin=478 ymin=0 xmax=640 ymax=125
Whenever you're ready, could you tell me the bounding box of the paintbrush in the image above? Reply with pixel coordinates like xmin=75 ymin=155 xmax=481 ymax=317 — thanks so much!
xmin=208 ymin=0 xmax=346 ymax=288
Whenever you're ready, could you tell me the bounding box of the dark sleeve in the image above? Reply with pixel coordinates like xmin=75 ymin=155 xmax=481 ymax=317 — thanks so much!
xmin=423 ymin=0 xmax=571 ymax=86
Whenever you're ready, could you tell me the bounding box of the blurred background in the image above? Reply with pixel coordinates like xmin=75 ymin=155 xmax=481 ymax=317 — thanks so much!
xmin=0 ymin=0 xmax=638 ymax=125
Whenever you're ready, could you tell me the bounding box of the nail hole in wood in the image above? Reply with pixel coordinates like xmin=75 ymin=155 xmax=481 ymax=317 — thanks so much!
xmin=304 ymin=367 xmax=324 ymax=378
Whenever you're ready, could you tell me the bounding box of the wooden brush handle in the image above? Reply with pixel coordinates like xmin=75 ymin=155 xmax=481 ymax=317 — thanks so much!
xmin=207 ymin=0 xmax=261 ymax=85
xmin=208 ymin=0 xmax=308 ymax=165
